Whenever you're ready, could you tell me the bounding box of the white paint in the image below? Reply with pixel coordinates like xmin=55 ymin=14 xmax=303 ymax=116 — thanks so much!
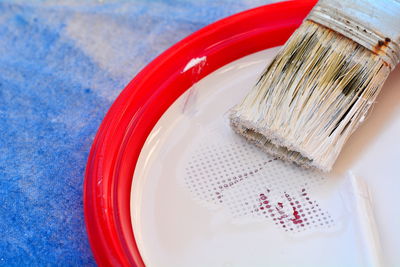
xmin=182 ymin=56 xmax=207 ymax=73
xmin=130 ymin=48 xmax=400 ymax=266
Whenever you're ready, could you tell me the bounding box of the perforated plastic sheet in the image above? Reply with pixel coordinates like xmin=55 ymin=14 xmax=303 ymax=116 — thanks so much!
xmin=181 ymin=125 xmax=336 ymax=234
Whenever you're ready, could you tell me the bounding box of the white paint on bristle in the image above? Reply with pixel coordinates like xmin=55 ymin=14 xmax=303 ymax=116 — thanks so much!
xmin=309 ymin=0 xmax=400 ymax=69
xmin=230 ymin=20 xmax=393 ymax=172
xmin=230 ymin=0 xmax=400 ymax=172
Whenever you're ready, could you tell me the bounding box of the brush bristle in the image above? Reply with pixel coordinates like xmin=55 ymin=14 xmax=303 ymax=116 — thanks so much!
xmin=230 ymin=20 xmax=391 ymax=172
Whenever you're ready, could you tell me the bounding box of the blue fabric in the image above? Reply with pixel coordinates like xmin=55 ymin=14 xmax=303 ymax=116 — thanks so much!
xmin=0 ymin=0 xmax=271 ymax=265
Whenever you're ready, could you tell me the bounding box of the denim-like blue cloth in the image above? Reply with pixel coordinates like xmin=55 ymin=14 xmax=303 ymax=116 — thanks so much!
xmin=0 ymin=0 xmax=273 ymax=265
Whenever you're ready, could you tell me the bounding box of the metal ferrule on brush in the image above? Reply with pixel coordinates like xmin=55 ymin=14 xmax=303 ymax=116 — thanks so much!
xmin=230 ymin=0 xmax=400 ymax=172
xmin=308 ymin=0 xmax=400 ymax=69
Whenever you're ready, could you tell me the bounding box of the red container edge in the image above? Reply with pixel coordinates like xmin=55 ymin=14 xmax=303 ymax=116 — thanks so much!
xmin=84 ymin=1 xmax=318 ymax=266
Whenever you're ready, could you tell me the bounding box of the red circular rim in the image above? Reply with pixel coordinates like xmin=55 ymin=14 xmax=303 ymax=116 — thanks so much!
xmin=84 ymin=1 xmax=317 ymax=266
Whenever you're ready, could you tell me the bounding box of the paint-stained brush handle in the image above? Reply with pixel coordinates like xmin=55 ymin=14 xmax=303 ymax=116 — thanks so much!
xmin=308 ymin=0 xmax=400 ymax=69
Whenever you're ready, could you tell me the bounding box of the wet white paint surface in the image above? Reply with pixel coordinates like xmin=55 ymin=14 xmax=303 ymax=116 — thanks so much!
xmin=131 ymin=48 xmax=400 ymax=267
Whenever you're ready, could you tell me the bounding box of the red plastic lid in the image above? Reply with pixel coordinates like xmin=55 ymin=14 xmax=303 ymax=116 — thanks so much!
xmin=84 ymin=1 xmax=317 ymax=266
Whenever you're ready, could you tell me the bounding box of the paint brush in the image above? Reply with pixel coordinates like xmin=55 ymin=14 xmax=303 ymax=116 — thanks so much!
xmin=230 ymin=0 xmax=400 ymax=172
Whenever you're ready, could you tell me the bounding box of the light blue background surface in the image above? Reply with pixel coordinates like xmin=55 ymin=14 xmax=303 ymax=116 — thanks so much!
xmin=0 ymin=0 xmax=275 ymax=265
